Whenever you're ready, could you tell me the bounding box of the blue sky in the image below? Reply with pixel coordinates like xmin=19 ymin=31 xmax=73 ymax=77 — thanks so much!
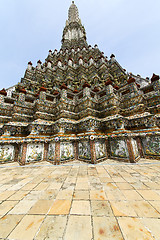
xmin=0 ymin=0 xmax=160 ymax=89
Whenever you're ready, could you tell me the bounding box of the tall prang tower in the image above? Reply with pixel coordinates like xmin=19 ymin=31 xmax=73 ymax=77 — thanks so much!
xmin=0 ymin=1 xmax=160 ymax=165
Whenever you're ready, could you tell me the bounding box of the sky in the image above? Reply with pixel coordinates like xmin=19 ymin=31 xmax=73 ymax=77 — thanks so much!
xmin=0 ymin=0 xmax=160 ymax=89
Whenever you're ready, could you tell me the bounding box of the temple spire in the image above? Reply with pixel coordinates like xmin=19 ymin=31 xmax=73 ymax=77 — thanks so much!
xmin=61 ymin=1 xmax=88 ymax=49
xmin=68 ymin=1 xmax=80 ymax=23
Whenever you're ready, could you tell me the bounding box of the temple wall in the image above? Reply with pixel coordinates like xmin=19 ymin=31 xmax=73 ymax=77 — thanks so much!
xmin=0 ymin=133 xmax=159 ymax=165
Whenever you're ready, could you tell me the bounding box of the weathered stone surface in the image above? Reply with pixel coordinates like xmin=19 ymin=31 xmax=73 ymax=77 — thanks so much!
xmin=70 ymin=200 xmax=91 ymax=215
xmin=93 ymin=216 xmax=123 ymax=240
xmin=35 ymin=216 xmax=67 ymax=240
xmin=64 ymin=216 xmax=92 ymax=240
xmin=117 ymin=217 xmax=155 ymax=240
xmin=8 ymin=215 xmax=45 ymax=240
xmin=0 ymin=215 xmax=24 ymax=239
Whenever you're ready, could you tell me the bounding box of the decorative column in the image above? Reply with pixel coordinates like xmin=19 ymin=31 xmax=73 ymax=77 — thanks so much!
xmin=83 ymin=82 xmax=91 ymax=97
xmin=19 ymin=88 xmax=26 ymax=100
xmin=39 ymin=86 xmax=47 ymax=101
xmin=74 ymin=140 xmax=78 ymax=160
xmin=21 ymin=143 xmax=27 ymax=165
xmin=126 ymin=137 xmax=136 ymax=163
xmin=27 ymin=61 xmax=32 ymax=70
xmin=37 ymin=60 xmax=42 ymax=70
xmin=43 ymin=143 xmax=49 ymax=161
xmin=90 ymin=136 xmax=96 ymax=164
xmin=55 ymin=138 xmax=60 ymax=165
xmin=136 ymin=137 xmax=145 ymax=158
xmin=0 ymin=88 xmax=7 ymax=103
xmin=105 ymin=138 xmax=109 ymax=159
xmin=105 ymin=80 xmax=114 ymax=94
xmin=151 ymin=74 xmax=160 ymax=90
xmin=14 ymin=144 xmax=20 ymax=162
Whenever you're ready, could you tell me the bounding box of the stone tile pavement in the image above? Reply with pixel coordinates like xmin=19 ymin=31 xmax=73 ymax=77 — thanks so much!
xmin=0 ymin=159 xmax=160 ymax=239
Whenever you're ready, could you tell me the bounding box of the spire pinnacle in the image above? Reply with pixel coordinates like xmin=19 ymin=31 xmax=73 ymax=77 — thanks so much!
xmin=68 ymin=1 xmax=80 ymax=23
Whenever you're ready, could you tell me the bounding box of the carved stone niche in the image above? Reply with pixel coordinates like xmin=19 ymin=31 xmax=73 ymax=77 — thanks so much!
xmin=28 ymin=124 xmax=40 ymax=136
xmin=116 ymin=117 xmax=125 ymax=130
xmin=1 ymin=125 xmax=11 ymax=137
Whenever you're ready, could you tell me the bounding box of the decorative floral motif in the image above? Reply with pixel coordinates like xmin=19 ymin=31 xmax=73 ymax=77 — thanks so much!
xmin=55 ymin=137 xmax=60 ymax=142
xmin=90 ymin=135 xmax=95 ymax=140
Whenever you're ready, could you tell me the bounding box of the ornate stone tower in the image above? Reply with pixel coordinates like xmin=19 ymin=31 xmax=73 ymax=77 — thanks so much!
xmin=0 ymin=1 xmax=160 ymax=165
xmin=62 ymin=1 xmax=88 ymax=50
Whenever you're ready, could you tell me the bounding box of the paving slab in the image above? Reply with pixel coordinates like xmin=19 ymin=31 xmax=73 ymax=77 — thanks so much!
xmin=35 ymin=216 xmax=67 ymax=240
xmin=91 ymin=200 xmax=113 ymax=216
xmin=64 ymin=215 xmax=92 ymax=240
xmin=93 ymin=216 xmax=123 ymax=240
xmin=0 ymin=214 xmax=24 ymax=239
xmin=8 ymin=214 xmax=45 ymax=240
xmin=70 ymin=200 xmax=91 ymax=215
xmin=117 ymin=217 xmax=155 ymax=240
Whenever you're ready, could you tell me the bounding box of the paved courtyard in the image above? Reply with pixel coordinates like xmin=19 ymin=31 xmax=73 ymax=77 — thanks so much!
xmin=0 ymin=159 xmax=160 ymax=240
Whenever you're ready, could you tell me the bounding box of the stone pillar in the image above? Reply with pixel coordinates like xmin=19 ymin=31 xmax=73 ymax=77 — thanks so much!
xmin=83 ymin=87 xmax=90 ymax=97
xmin=0 ymin=89 xmax=7 ymax=103
xmin=0 ymin=95 xmax=4 ymax=103
xmin=39 ymin=91 xmax=46 ymax=102
xmin=1 ymin=127 xmax=11 ymax=137
xmin=105 ymin=84 xmax=114 ymax=94
xmin=61 ymin=89 xmax=67 ymax=99
xmin=21 ymin=143 xmax=27 ymax=165
xmin=136 ymin=137 xmax=145 ymax=158
xmin=74 ymin=140 xmax=78 ymax=160
xmin=18 ymin=92 xmax=25 ymax=103
xmin=55 ymin=141 xmax=60 ymax=165
xmin=90 ymin=139 xmax=96 ymax=164
xmin=105 ymin=139 xmax=109 ymax=159
xmin=43 ymin=143 xmax=49 ymax=161
xmin=126 ymin=137 xmax=136 ymax=163
xmin=14 ymin=144 xmax=20 ymax=162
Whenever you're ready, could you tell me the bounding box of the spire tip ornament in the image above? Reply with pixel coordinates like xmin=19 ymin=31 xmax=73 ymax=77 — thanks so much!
xmin=68 ymin=0 xmax=79 ymax=23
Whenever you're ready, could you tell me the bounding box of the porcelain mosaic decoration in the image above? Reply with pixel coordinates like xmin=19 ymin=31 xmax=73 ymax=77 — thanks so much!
xmin=110 ymin=139 xmax=129 ymax=159
xmin=0 ymin=145 xmax=14 ymax=162
xmin=0 ymin=1 xmax=159 ymax=165
xmin=131 ymin=138 xmax=139 ymax=159
xmin=26 ymin=143 xmax=44 ymax=163
xmin=95 ymin=140 xmax=106 ymax=160
xmin=60 ymin=142 xmax=74 ymax=161
xmin=48 ymin=143 xmax=55 ymax=161
xmin=142 ymin=136 xmax=160 ymax=156
xmin=78 ymin=141 xmax=91 ymax=161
